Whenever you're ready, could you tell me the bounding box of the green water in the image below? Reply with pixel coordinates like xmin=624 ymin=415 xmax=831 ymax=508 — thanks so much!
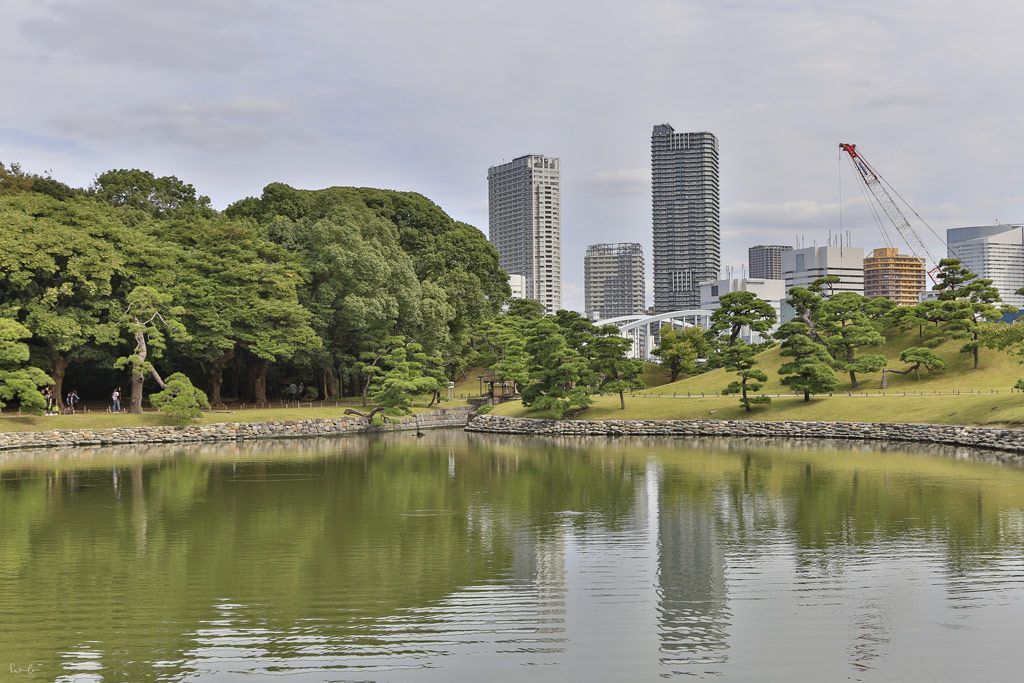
xmin=2 ymin=431 xmax=1024 ymax=681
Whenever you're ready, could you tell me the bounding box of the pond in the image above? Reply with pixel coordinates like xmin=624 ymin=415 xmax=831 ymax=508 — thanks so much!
xmin=1 ymin=431 xmax=1023 ymax=681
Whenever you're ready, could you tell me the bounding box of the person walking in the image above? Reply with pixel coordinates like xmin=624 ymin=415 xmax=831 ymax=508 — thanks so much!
xmin=111 ymin=388 xmax=121 ymax=413
xmin=42 ymin=387 xmax=55 ymax=416
xmin=66 ymin=390 xmax=80 ymax=414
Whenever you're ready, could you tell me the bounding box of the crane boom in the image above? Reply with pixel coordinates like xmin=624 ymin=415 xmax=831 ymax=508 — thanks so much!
xmin=838 ymin=143 xmax=940 ymax=269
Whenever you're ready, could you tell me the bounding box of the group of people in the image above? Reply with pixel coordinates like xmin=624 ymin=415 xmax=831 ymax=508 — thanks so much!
xmin=40 ymin=387 xmax=81 ymax=415
xmin=285 ymin=381 xmax=306 ymax=401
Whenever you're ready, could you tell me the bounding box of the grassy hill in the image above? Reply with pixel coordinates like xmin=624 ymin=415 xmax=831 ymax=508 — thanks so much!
xmin=647 ymin=330 xmax=1024 ymax=396
xmin=491 ymin=329 xmax=1024 ymax=425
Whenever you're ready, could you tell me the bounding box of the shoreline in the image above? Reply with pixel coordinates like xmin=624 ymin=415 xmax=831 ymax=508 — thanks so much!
xmin=4 ymin=408 xmax=1024 ymax=457
xmin=0 ymin=408 xmax=474 ymax=452
xmin=466 ymin=414 xmax=1024 ymax=455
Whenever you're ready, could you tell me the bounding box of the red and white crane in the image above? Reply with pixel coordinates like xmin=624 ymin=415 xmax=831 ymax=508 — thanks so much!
xmin=839 ymin=143 xmax=948 ymax=281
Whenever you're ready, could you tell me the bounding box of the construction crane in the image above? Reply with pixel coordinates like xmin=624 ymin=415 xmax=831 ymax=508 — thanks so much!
xmin=839 ymin=143 xmax=947 ymax=280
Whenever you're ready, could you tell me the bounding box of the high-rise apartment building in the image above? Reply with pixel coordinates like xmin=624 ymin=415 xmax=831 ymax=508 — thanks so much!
xmin=584 ymin=242 xmax=645 ymax=320
xmin=487 ymin=154 xmax=561 ymax=313
xmin=863 ymin=247 xmax=926 ymax=306
xmin=651 ymin=125 xmax=720 ymax=312
xmin=947 ymin=224 xmax=1024 ymax=309
xmin=783 ymin=245 xmax=864 ymax=295
xmin=748 ymin=244 xmax=793 ymax=280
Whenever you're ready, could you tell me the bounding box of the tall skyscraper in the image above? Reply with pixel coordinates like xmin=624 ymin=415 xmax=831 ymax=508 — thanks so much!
xmin=487 ymin=154 xmax=562 ymax=313
xmin=651 ymin=125 xmax=720 ymax=312
xmin=584 ymin=242 xmax=645 ymax=320
xmin=947 ymin=224 xmax=1024 ymax=309
xmin=748 ymin=244 xmax=793 ymax=280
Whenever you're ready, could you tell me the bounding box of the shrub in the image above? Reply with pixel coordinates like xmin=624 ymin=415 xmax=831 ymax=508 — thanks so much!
xmin=149 ymin=373 xmax=209 ymax=424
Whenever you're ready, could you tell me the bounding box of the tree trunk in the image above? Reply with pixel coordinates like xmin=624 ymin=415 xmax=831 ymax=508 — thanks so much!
xmin=619 ymin=390 xmax=626 ymax=410
xmin=252 ymin=359 xmax=269 ymax=403
xmin=207 ymin=349 xmax=234 ymax=407
xmin=741 ymin=380 xmax=750 ymax=412
xmin=973 ymin=331 xmax=980 ymax=369
xmin=51 ymin=354 xmax=69 ymax=410
xmin=128 ymin=324 xmax=166 ymax=414
xmin=849 ymin=370 xmax=858 ymax=388
xmin=804 ymin=388 xmax=810 ymax=402
xmin=130 ymin=367 xmax=145 ymax=414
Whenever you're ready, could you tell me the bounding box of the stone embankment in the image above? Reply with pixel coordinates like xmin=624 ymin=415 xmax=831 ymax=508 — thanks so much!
xmin=0 ymin=407 xmax=474 ymax=452
xmin=466 ymin=414 xmax=1024 ymax=454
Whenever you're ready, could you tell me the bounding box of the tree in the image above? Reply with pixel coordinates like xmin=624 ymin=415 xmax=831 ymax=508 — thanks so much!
xmin=589 ymin=326 xmax=644 ymax=409
xmin=369 ymin=341 xmax=444 ymax=415
xmin=160 ymin=214 xmax=319 ymax=406
xmin=149 ymin=372 xmax=209 ymax=423
xmin=776 ymin=321 xmax=838 ymax=402
xmin=652 ymin=326 xmax=706 ymax=381
xmin=0 ymin=193 xmax=127 ymax=408
xmin=817 ymin=292 xmax=887 ymax=388
xmin=720 ymin=342 xmax=770 ymax=412
xmin=0 ymin=318 xmax=51 ymax=414
xmin=709 ymin=291 xmax=777 ymax=346
xmin=933 ymin=258 xmax=1008 ymax=369
xmin=521 ymin=319 xmax=593 ymax=418
xmin=92 ymin=169 xmax=212 ymax=217
xmin=114 ymin=287 xmax=188 ymax=413
xmin=897 ymin=347 xmax=946 ymax=379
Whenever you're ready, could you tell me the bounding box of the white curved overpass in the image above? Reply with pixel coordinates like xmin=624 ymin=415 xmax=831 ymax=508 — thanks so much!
xmin=594 ymin=310 xmax=713 ymax=360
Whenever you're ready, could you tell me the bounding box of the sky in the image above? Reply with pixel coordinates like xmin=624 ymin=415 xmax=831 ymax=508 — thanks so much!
xmin=2 ymin=0 xmax=1022 ymax=312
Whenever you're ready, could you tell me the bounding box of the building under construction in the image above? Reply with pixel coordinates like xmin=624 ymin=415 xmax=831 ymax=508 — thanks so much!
xmin=863 ymin=247 xmax=926 ymax=305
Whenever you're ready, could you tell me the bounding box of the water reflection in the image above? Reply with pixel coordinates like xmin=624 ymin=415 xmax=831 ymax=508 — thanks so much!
xmin=1 ymin=431 xmax=1024 ymax=680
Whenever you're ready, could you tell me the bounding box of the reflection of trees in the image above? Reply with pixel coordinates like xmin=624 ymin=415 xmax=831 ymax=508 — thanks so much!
xmin=0 ymin=432 xmax=641 ymax=680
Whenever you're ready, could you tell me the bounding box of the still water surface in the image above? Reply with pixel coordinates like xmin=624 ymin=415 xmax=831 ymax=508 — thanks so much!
xmin=2 ymin=431 xmax=1024 ymax=681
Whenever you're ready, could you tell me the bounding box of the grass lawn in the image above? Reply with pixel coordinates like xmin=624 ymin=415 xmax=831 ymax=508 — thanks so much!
xmin=649 ymin=330 xmax=1024 ymax=396
xmin=491 ymin=392 xmax=1024 ymax=425
xmin=0 ymin=400 xmax=467 ymax=433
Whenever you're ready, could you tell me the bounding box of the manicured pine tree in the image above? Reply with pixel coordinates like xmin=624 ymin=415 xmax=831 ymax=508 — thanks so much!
xmin=589 ymin=326 xmax=645 ymax=410
xmin=521 ymin=319 xmax=593 ymax=418
xmin=776 ymin=321 xmax=838 ymax=402
xmin=709 ymin=290 xmax=777 ymax=347
xmin=817 ymin=292 xmax=886 ymax=389
xmin=933 ymin=258 xmax=1009 ymax=369
xmin=720 ymin=341 xmax=770 ymax=412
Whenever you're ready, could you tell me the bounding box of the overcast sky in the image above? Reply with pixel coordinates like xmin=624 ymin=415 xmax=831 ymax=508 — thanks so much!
xmin=3 ymin=0 xmax=1022 ymax=311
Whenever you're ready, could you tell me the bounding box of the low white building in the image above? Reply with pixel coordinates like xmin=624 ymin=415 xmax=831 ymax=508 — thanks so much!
xmin=783 ymin=246 xmax=864 ymax=295
xmin=508 ymin=273 xmax=527 ymax=299
xmin=699 ymin=277 xmax=786 ymax=342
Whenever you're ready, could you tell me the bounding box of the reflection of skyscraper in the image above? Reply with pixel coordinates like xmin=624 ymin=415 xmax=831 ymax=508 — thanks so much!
xmin=657 ymin=491 xmax=729 ymax=668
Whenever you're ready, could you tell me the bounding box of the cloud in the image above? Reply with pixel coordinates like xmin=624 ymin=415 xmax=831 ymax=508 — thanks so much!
xmin=2 ymin=0 xmax=1022 ymax=311
xmin=50 ymin=97 xmax=294 ymax=151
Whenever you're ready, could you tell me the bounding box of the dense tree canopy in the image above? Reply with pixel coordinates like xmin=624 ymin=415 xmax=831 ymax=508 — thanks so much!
xmin=0 ymin=164 xmax=512 ymax=412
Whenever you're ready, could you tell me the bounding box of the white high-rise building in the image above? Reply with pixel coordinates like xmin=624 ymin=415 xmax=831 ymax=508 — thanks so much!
xmin=947 ymin=224 xmax=1024 ymax=310
xmin=488 ymin=155 xmax=561 ymax=313
xmin=783 ymin=245 xmax=864 ymax=295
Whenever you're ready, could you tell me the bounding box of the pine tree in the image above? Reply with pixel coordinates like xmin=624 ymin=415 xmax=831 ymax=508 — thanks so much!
xmin=776 ymin=321 xmax=838 ymax=402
